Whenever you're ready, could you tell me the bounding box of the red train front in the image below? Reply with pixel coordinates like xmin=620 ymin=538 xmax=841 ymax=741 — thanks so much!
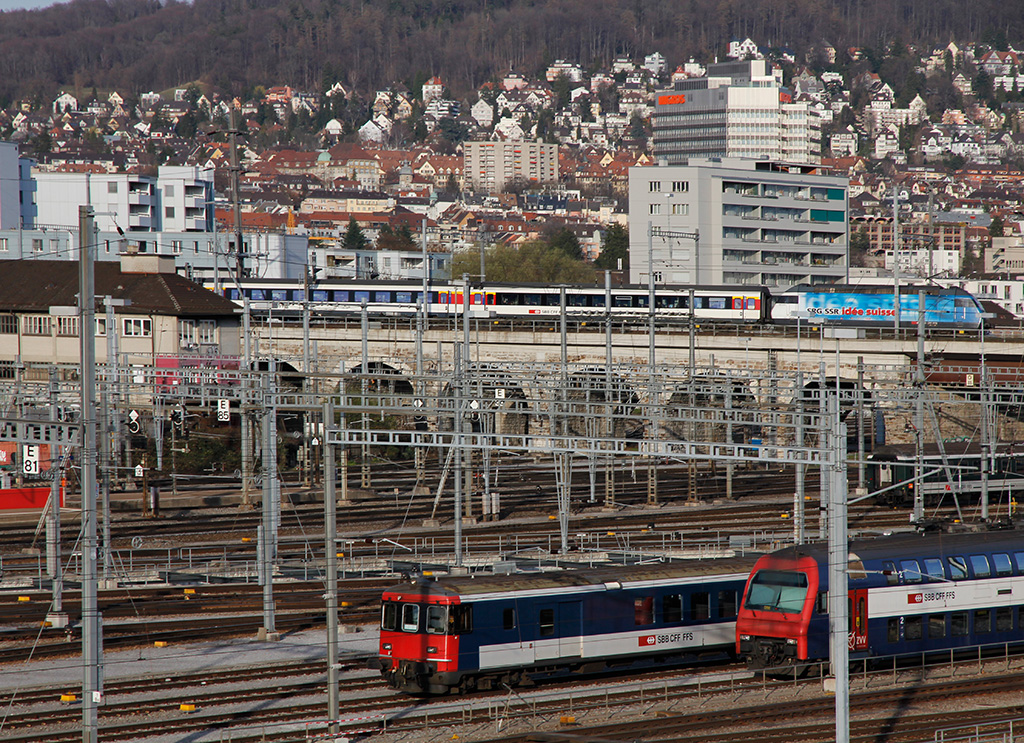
xmin=736 ymin=550 xmax=824 ymax=670
xmin=378 ymin=578 xmax=468 ymax=695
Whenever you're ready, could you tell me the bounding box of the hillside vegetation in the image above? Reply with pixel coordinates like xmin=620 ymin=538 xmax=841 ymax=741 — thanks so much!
xmin=0 ymin=0 xmax=1021 ymax=103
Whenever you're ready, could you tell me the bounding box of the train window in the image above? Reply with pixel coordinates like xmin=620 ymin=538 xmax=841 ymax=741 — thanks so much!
xmin=693 ymin=297 xmax=704 ymax=309
xmin=426 ymin=606 xmax=447 ymax=635
xmin=613 ymin=295 xmax=632 ymax=307
xmin=887 ymin=618 xmax=899 ymax=643
xmin=904 ymin=616 xmax=923 ymax=641
xmin=1015 ymin=553 xmax=1024 ymax=574
xmin=592 ymin=295 xmax=606 ymax=308
xmin=718 ymin=590 xmax=738 ymax=618
xmin=663 ymin=594 xmax=683 ymax=623
xmin=503 ymin=608 xmax=516 ymax=630
xmin=374 ymin=292 xmax=390 ymax=303
xmin=271 ymin=290 xmax=289 ymax=301
xmin=816 ymin=591 xmax=828 ymax=614
xmin=969 ymin=555 xmax=991 ymax=578
xmin=993 ymin=553 xmax=1013 ymax=577
xmin=251 ymin=289 xmax=266 ymax=300
xmin=354 ymin=291 xmax=370 ymax=303
xmin=395 ymin=291 xmax=413 ymax=303
xmin=746 ymin=298 xmax=758 ymax=310
xmin=523 ymin=294 xmax=542 ymax=306
xmin=690 ymin=592 xmax=710 ymax=621
xmin=708 ymin=297 xmax=727 ymax=310
xmin=381 ymin=603 xmax=398 ymax=631
xmin=567 ymin=295 xmax=589 ymax=307
xmin=900 ymin=560 xmax=922 ymax=583
xmin=882 ymin=561 xmax=898 ymax=585
xmin=543 ymin=294 xmax=560 ymax=306
xmin=335 ymin=291 xmax=350 ymax=302
xmin=451 ymin=605 xmax=473 ymax=634
xmin=948 ymin=556 xmax=968 ymax=580
xmin=635 ymin=597 xmax=654 ymax=626
xmin=951 ymin=612 xmax=968 ymax=636
xmin=745 ymin=570 xmax=808 ymax=613
xmin=975 ymin=609 xmax=992 ymax=634
xmin=922 ymin=558 xmax=944 ymax=582
xmin=312 ymin=290 xmax=329 ymax=302
xmin=997 ymin=607 xmax=1013 ymax=632
xmin=539 ymin=609 xmax=555 ymax=636
xmin=928 ymin=614 xmax=946 ymax=639
xmin=401 ymin=604 xmax=420 ymax=632
xmin=227 ymin=288 xmax=241 ymax=300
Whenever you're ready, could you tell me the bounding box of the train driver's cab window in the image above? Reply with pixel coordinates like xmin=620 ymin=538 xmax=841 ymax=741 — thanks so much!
xmin=663 ymin=594 xmax=683 ymax=623
xmin=539 ymin=608 xmax=555 ymax=636
xmin=969 ymin=555 xmax=991 ymax=578
xmin=882 ymin=561 xmax=899 ymax=585
xmin=426 ymin=606 xmax=447 ymax=634
xmin=503 ymin=608 xmax=516 ymax=630
xmin=745 ymin=569 xmax=808 ymax=613
xmin=635 ymin=596 xmax=654 ymax=626
xmin=993 ymin=553 xmax=1013 ymax=577
xmin=922 ymin=558 xmax=944 ymax=582
xmin=381 ymin=602 xmax=398 ymax=631
xmin=401 ymin=604 xmax=420 ymax=632
xmin=948 ymin=556 xmax=968 ymax=580
xmin=690 ymin=591 xmax=710 ymax=621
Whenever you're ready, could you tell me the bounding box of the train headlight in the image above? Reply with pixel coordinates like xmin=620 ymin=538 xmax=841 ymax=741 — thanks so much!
xmin=427 ymin=646 xmax=438 ymax=654
xmin=786 ymin=638 xmax=798 ymax=645
xmin=740 ymin=635 xmax=751 ymax=641
xmin=382 ymin=643 xmax=392 ymax=650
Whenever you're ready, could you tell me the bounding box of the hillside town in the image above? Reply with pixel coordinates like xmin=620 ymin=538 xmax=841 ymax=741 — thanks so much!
xmin=4 ymin=38 xmax=1024 ymax=315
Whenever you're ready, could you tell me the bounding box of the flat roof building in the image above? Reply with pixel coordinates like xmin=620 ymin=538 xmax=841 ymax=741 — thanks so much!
xmin=628 ymin=158 xmax=848 ymax=288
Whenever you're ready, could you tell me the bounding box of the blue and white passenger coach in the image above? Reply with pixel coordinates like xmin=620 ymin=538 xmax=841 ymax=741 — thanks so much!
xmin=379 ymin=557 xmax=756 ymax=695
xmin=737 ymin=530 xmax=1024 ymax=670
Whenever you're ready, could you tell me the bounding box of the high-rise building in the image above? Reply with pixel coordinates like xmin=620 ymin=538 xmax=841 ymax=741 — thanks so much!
xmin=628 ymin=159 xmax=847 ymax=288
xmin=464 ymin=141 xmax=559 ymax=193
xmin=652 ymin=60 xmax=821 ymax=165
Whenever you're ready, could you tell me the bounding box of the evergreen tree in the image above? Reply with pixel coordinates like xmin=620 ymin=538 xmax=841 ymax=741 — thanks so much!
xmin=547 ymin=227 xmax=583 ymax=260
xmin=594 ymin=223 xmax=629 ymax=270
xmin=342 ymin=217 xmax=369 ymax=249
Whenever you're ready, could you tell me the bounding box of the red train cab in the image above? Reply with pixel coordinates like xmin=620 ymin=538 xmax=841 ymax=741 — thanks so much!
xmin=378 ymin=579 xmax=471 ymax=695
xmin=736 ymin=552 xmax=823 ymax=669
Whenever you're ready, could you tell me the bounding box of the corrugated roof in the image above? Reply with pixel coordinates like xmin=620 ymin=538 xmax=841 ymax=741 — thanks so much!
xmin=0 ymin=260 xmax=238 ymax=318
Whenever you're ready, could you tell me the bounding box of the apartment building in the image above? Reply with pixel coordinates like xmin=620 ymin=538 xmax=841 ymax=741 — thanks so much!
xmin=463 ymin=141 xmax=559 ymax=193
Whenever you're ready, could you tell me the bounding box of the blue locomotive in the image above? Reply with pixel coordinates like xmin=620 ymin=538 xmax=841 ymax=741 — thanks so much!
xmin=738 ymin=529 xmax=1024 ymax=671
xmin=379 ymin=557 xmax=756 ymax=695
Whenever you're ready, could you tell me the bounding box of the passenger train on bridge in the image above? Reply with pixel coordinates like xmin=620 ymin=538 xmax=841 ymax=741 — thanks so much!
xmin=215 ymin=279 xmax=985 ymax=330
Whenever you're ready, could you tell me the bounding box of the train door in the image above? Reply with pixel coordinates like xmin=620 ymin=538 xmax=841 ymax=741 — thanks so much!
xmin=558 ymin=601 xmax=583 ymax=657
xmin=848 ymin=589 xmax=868 ymax=652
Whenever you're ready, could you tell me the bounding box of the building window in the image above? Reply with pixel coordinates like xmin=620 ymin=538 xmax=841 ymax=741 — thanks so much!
xmin=0 ymin=314 xmax=16 ymax=333
xmin=0 ymin=237 xmax=7 ymax=252
xmin=23 ymin=315 xmax=52 ymax=336
xmin=649 ymin=180 xmax=661 ymax=192
xmin=165 ymin=184 xmax=175 ymax=197
xmin=671 ymin=203 xmax=689 ymax=216
xmin=108 ymin=181 xmax=118 ymax=194
xmin=179 ymin=319 xmax=196 ymax=346
xmin=172 ymin=240 xmax=182 ymax=254
xmin=122 ymin=318 xmax=152 ymax=337
xmin=672 ymin=181 xmax=689 ymax=192
xmin=649 ymin=204 xmax=661 ymax=215
xmin=56 ymin=316 xmax=79 ymax=336
xmin=197 ymin=320 xmax=216 ymax=344
xmin=95 ymin=318 xmax=106 ymax=336
xmin=165 ymin=206 xmax=175 ymax=219
xmin=32 ymin=238 xmax=43 ymax=253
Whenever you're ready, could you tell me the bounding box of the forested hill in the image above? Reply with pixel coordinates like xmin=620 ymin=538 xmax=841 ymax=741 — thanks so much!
xmin=0 ymin=0 xmax=1021 ymax=103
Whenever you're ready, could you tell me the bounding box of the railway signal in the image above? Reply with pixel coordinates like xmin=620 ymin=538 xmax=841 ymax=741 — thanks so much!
xmin=127 ymin=409 xmax=141 ymax=435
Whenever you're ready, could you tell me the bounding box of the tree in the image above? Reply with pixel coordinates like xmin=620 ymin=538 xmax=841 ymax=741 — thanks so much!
xmin=545 ymin=226 xmax=583 ymax=260
xmin=342 ymin=217 xmax=369 ymax=249
xmin=594 ymin=224 xmax=629 ymax=270
xmin=990 ymin=215 xmax=1005 ymax=237
xmin=849 ymin=229 xmax=871 ymax=267
xmin=376 ymin=223 xmax=416 ymax=251
xmin=452 ymin=241 xmax=595 ymax=284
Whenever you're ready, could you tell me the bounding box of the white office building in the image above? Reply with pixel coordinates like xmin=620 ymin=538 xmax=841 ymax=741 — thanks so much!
xmin=628 ymin=159 xmax=848 ymax=288
xmin=652 ymin=60 xmax=821 ymax=165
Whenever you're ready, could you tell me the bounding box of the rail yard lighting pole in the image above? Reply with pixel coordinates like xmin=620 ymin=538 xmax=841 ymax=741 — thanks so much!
xmin=79 ymin=205 xmax=103 ymax=743
xmin=323 ymin=399 xmax=340 ymax=733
